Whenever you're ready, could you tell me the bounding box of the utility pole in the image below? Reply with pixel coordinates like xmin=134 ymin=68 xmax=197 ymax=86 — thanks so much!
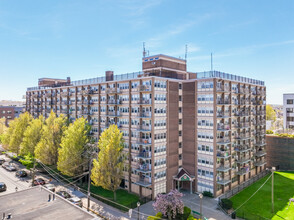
xmin=272 ymin=167 xmax=276 ymax=213
xmin=31 ymin=158 xmax=36 ymax=187
xmin=87 ymin=157 xmax=92 ymax=212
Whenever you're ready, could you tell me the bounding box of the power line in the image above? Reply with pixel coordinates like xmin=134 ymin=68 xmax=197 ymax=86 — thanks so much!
xmin=234 ymin=172 xmax=273 ymax=213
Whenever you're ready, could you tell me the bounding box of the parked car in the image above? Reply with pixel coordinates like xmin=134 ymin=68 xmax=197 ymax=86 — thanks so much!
xmin=0 ymin=158 xmax=5 ymax=165
xmin=56 ymin=190 xmax=72 ymax=199
xmin=33 ymin=178 xmax=46 ymax=186
xmin=44 ymin=184 xmax=55 ymax=192
xmin=2 ymin=162 xmax=16 ymax=171
xmin=15 ymin=170 xmax=27 ymax=178
xmin=0 ymin=182 xmax=7 ymax=192
xmin=68 ymin=197 xmax=83 ymax=208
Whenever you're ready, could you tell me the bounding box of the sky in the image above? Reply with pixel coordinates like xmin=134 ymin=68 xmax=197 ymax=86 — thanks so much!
xmin=0 ymin=0 xmax=293 ymax=104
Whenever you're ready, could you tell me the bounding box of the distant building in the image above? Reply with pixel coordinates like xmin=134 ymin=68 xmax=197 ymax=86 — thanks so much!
xmin=0 ymin=100 xmax=25 ymax=107
xmin=266 ymin=134 xmax=294 ymax=170
xmin=26 ymin=54 xmax=266 ymax=198
xmin=0 ymin=106 xmax=23 ymax=126
xmin=283 ymin=94 xmax=294 ymax=129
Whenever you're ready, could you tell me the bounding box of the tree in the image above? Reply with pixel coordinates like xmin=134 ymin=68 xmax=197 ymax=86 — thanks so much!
xmin=57 ymin=117 xmax=90 ymax=176
xmin=8 ymin=112 xmax=32 ymax=155
xmin=152 ymin=190 xmax=184 ymax=219
xmin=35 ymin=111 xmax=67 ymax=165
xmin=91 ymin=124 xmax=124 ymax=201
xmin=266 ymin=104 xmax=276 ymax=121
xmin=20 ymin=115 xmax=44 ymax=156
xmin=1 ymin=119 xmax=17 ymax=150
xmin=0 ymin=118 xmax=8 ymax=144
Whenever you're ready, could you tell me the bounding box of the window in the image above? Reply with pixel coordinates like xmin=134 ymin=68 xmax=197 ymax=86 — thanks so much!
xmin=179 ymin=154 xmax=182 ymax=160
xmin=179 ymin=84 xmax=182 ymax=90
xmin=179 ymin=119 xmax=182 ymax=125
xmin=179 ymin=142 xmax=182 ymax=148
xmin=287 ymin=99 xmax=294 ymax=104
xmin=179 ymin=131 xmax=182 ymax=137
xmin=179 ymin=96 xmax=182 ymax=101
xmin=179 ymin=107 xmax=182 ymax=113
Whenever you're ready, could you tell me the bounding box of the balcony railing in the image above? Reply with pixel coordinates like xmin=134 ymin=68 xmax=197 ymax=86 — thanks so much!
xmin=217 ymin=99 xmax=231 ymax=105
xmin=137 ymin=151 xmax=152 ymax=159
xmin=216 ymin=165 xmax=231 ymax=172
xmin=137 ymin=85 xmax=152 ymax=92
xmin=217 ymin=112 xmax=230 ymax=118
xmin=136 ymin=164 xmax=152 ymax=173
xmin=216 ymin=138 xmax=231 ymax=144
xmin=217 ymin=150 xmax=231 ymax=158
xmin=236 ymin=167 xmax=249 ymax=175
xmin=254 ymin=151 xmax=267 ymax=157
xmin=137 ymin=138 xmax=152 ymax=145
xmin=216 ymin=177 xmax=231 ymax=185
xmin=106 ymin=88 xmax=121 ymax=94
xmin=134 ymin=177 xmax=152 ymax=186
xmin=254 ymin=160 xmax=266 ymax=167
xmin=137 ymin=99 xmax=152 ymax=105
xmin=236 ymin=157 xmax=251 ymax=164
xmin=217 ymin=124 xmax=231 ymax=131
xmin=234 ymin=145 xmax=251 ymax=152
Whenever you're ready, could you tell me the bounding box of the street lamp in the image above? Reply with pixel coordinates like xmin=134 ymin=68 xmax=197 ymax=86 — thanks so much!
xmin=271 ymin=167 xmax=276 ymax=213
xmin=199 ymin=193 xmax=203 ymax=220
xmin=137 ymin=201 xmax=140 ymax=220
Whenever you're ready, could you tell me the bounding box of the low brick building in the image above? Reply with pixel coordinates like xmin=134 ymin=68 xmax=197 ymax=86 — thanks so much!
xmin=266 ymin=135 xmax=294 ymax=170
xmin=0 ymin=106 xmax=23 ymax=126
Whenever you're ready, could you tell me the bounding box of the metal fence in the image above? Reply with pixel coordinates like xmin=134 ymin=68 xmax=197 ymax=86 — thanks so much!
xmin=219 ymin=170 xmax=270 ymax=200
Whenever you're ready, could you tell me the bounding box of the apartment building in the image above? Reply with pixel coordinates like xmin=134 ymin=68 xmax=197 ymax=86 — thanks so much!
xmin=0 ymin=106 xmax=24 ymax=126
xmin=26 ymin=54 xmax=266 ymax=198
xmin=283 ymin=94 xmax=294 ymax=129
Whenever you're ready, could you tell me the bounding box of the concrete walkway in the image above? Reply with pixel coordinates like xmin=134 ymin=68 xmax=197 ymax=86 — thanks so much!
xmin=139 ymin=192 xmax=232 ymax=220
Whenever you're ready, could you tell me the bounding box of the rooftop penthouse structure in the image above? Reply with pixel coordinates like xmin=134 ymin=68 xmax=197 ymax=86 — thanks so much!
xmin=26 ymin=54 xmax=266 ymax=199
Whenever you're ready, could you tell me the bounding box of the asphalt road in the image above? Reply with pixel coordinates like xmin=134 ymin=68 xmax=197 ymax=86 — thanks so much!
xmin=0 ymin=155 xmax=31 ymax=195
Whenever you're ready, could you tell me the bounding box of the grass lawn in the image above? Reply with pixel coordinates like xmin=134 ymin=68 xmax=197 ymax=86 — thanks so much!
xmin=230 ymin=171 xmax=294 ymax=219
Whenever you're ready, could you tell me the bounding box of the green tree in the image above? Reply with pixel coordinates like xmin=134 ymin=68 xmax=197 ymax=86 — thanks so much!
xmin=57 ymin=117 xmax=90 ymax=176
xmin=20 ymin=115 xmax=44 ymax=156
xmin=0 ymin=118 xmax=8 ymax=144
xmin=35 ymin=111 xmax=67 ymax=165
xmin=8 ymin=112 xmax=32 ymax=154
xmin=91 ymin=124 xmax=124 ymax=201
xmin=1 ymin=119 xmax=17 ymax=150
xmin=266 ymin=104 xmax=276 ymax=121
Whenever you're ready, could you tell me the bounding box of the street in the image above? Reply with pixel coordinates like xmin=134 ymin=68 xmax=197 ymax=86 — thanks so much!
xmin=0 ymin=155 xmax=31 ymax=195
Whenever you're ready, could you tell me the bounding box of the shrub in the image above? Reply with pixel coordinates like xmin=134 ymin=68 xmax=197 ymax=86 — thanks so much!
xmin=187 ymin=214 xmax=195 ymax=220
xmin=19 ymin=154 xmax=34 ymax=169
xmin=147 ymin=216 xmax=161 ymax=220
xmin=203 ymin=191 xmax=213 ymax=197
xmin=221 ymin=198 xmax=233 ymax=210
xmin=156 ymin=212 xmax=163 ymax=218
xmin=266 ymin=130 xmax=274 ymax=134
xmin=176 ymin=206 xmax=191 ymax=220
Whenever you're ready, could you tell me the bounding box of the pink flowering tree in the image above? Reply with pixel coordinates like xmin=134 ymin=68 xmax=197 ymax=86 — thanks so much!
xmin=152 ymin=190 xmax=184 ymax=219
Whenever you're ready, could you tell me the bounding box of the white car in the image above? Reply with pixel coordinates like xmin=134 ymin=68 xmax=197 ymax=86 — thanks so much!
xmin=68 ymin=197 xmax=83 ymax=208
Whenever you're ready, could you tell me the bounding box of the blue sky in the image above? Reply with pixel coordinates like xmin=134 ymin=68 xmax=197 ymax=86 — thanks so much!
xmin=0 ymin=0 xmax=293 ymax=104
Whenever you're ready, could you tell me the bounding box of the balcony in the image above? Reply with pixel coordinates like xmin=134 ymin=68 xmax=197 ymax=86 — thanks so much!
xmin=216 ymin=150 xmax=231 ymax=158
xmin=216 ymin=86 xmax=230 ymax=93
xmin=217 ymin=112 xmax=230 ymax=118
xmin=136 ymin=112 xmax=152 ymax=118
xmin=137 ymin=99 xmax=152 ymax=105
xmin=106 ymin=88 xmax=121 ymax=94
xmin=82 ymin=90 xmax=94 ymax=95
xmin=134 ymin=177 xmax=152 ymax=187
xmin=137 ymin=125 xmax=152 ymax=132
xmin=254 ymin=151 xmax=267 ymax=157
xmin=217 ymin=99 xmax=231 ymax=105
xmin=254 ymin=160 xmax=266 ymax=167
xmin=216 ymin=138 xmax=231 ymax=144
xmin=137 ymin=85 xmax=152 ymax=92
xmin=236 ymin=157 xmax=251 ymax=164
xmin=235 ymin=134 xmax=250 ymax=140
xmin=136 ymin=151 xmax=152 ymax=159
xmin=236 ymin=167 xmax=249 ymax=176
xmin=137 ymin=138 xmax=152 ymax=145
xmin=216 ymin=177 xmax=231 ymax=185
xmin=136 ymin=164 xmax=152 ymax=173
xmin=60 ymin=91 xmax=68 ymax=96
xmin=216 ymin=165 xmax=231 ymax=172
xmin=106 ymin=111 xmax=120 ymax=117
xmin=255 ymin=142 xmax=266 ymax=147
xmin=234 ymin=145 xmax=251 ymax=153
xmin=217 ymin=124 xmax=231 ymax=131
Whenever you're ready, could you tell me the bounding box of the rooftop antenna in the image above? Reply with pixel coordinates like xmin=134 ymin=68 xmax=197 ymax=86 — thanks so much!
xmin=143 ymin=42 xmax=146 ymax=58
xmin=147 ymin=50 xmax=149 ymax=56
xmin=211 ymin=52 xmax=213 ymax=72
xmin=185 ymin=44 xmax=188 ymax=61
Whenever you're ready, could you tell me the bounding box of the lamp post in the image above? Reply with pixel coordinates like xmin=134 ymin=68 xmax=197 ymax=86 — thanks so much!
xmin=271 ymin=167 xmax=276 ymax=213
xmin=137 ymin=202 xmax=140 ymax=220
xmin=199 ymin=193 xmax=203 ymax=220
